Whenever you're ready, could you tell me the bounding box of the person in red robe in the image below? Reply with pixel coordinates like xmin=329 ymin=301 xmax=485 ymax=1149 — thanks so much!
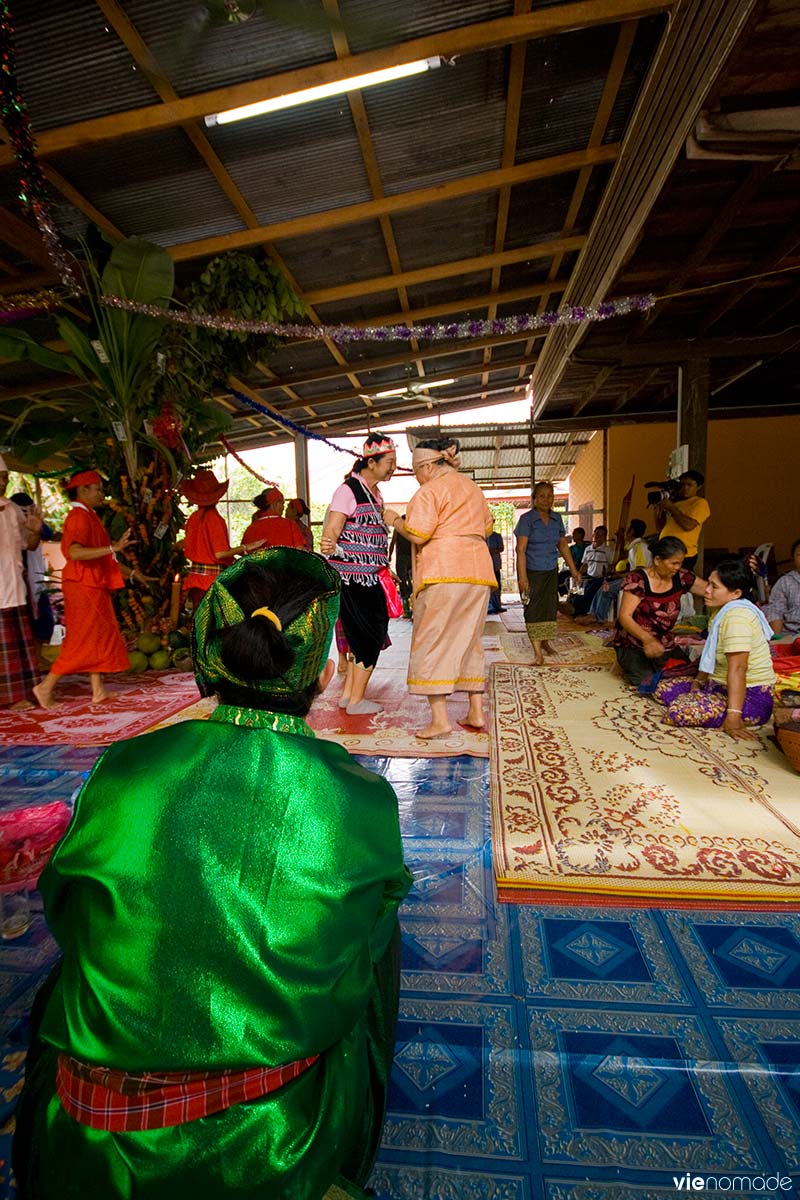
xmin=285 ymin=496 xmax=314 ymax=550
xmin=181 ymin=470 xmax=236 ymax=608
xmin=241 ymin=487 xmax=308 ymax=552
xmin=33 ymin=470 xmax=133 ymax=708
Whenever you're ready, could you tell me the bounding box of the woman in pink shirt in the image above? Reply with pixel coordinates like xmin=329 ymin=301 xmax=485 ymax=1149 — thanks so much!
xmin=386 ymin=438 xmax=496 ymax=740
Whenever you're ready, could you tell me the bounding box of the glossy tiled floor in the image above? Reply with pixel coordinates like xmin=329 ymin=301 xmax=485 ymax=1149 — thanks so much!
xmin=1 ymin=749 xmax=799 ymax=1199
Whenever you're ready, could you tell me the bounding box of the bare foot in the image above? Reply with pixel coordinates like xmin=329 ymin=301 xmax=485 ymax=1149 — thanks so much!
xmin=32 ymin=682 xmax=58 ymax=710
xmin=9 ymin=699 xmax=34 ymax=711
xmin=90 ymin=690 xmax=110 ymax=705
xmin=541 ymin=640 xmax=555 ymax=655
xmin=415 ymin=724 xmax=453 ymax=740
xmin=533 ymin=653 xmax=545 ymax=666
xmin=346 ymin=699 xmax=383 ymax=715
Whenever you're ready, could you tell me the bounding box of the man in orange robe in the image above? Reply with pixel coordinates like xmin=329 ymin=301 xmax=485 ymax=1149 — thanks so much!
xmin=241 ymin=487 xmax=308 ymax=552
xmin=181 ymin=470 xmax=236 ymax=607
xmin=33 ymin=470 xmax=132 ymax=708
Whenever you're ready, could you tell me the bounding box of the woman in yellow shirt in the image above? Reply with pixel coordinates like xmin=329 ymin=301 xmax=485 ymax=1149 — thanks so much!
xmin=656 ymin=559 xmax=775 ymax=738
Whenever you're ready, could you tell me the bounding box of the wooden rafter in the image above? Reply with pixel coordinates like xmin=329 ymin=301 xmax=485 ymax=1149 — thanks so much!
xmin=168 ymin=147 xmax=618 ymax=262
xmin=0 ymin=2 xmax=673 ymax=165
xmin=349 ymin=281 xmax=571 ymax=328
xmin=93 ymin=0 xmax=369 ymax=405
xmin=519 ymin=19 xmax=638 ymax=381
xmin=532 ymin=0 xmax=760 ymax=415
xmin=276 ymin=352 xmax=540 ymax=411
xmin=305 ymin=237 xmax=583 ymax=305
xmin=481 ymin=0 xmax=532 ymax=392
xmin=261 ymin=329 xmax=548 ymax=391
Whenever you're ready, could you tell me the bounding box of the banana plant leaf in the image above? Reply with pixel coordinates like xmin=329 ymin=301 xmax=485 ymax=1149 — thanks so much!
xmin=0 ymin=328 xmax=79 ymax=376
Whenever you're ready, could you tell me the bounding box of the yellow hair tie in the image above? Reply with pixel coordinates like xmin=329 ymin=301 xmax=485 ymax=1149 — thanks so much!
xmin=250 ymin=606 xmax=282 ymax=631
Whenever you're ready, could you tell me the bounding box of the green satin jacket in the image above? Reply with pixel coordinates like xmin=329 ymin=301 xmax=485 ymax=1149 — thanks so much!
xmin=20 ymin=710 xmax=411 ymax=1200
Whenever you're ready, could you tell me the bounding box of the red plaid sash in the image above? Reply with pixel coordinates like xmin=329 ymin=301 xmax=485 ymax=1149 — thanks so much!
xmin=187 ymin=563 xmax=221 ymax=578
xmin=56 ymin=1052 xmax=319 ymax=1132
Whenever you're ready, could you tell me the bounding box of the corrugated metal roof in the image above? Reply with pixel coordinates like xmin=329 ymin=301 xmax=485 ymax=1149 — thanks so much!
xmin=339 ymin=0 xmax=516 ymax=56
xmin=124 ymin=0 xmax=336 ymax=95
xmin=404 ymin=422 xmax=594 ymax=486
xmin=389 ymin=192 xmax=500 ymax=273
xmin=14 ymin=1 xmax=159 ymax=130
xmin=208 ymin=101 xmax=374 ymax=227
xmin=48 ymin=130 xmax=242 ymax=245
xmin=274 ymin=221 xmax=391 ymax=294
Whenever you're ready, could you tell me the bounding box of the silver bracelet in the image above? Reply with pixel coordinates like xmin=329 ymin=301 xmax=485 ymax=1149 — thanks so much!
xmin=726 ymin=708 xmax=742 ymax=714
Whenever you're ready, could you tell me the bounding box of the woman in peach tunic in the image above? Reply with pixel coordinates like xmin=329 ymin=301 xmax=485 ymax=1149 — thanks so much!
xmin=385 ymin=438 xmax=495 ymax=740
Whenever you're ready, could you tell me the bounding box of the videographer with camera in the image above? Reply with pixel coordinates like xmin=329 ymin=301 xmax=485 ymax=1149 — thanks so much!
xmin=653 ymin=470 xmax=710 ymax=571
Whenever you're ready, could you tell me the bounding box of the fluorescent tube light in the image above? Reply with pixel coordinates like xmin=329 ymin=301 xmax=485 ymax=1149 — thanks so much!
xmin=374 ymin=377 xmax=455 ymax=399
xmin=206 ymin=57 xmax=441 ymax=127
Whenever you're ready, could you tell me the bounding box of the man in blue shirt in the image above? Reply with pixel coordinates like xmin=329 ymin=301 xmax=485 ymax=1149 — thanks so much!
xmin=515 ymin=482 xmax=581 ymax=664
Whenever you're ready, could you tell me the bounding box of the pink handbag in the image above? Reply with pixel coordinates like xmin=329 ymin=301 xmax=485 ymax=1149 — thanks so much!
xmin=377 ymin=567 xmax=404 ymax=618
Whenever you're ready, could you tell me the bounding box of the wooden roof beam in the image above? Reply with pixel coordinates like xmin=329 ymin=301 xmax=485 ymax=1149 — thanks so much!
xmin=482 ymin=0 xmax=532 ymax=391
xmin=532 ymin=0 xmax=760 ymax=415
xmin=284 ymin=352 xmax=540 ymax=409
xmin=519 ymin=19 xmax=638 ymax=380
xmin=93 ymin=0 xmax=368 ymax=405
xmin=306 ymin=237 xmax=583 ymax=305
xmin=262 ymin=329 xmax=548 ymax=390
xmin=168 ymin=146 xmax=618 ymax=262
xmin=348 ymin=280 xmax=571 ymax=328
xmin=0 ymin=1 xmax=673 ymax=164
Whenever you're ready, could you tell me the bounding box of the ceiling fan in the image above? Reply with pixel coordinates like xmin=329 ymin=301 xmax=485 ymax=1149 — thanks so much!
xmin=360 ymin=377 xmax=456 ymax=409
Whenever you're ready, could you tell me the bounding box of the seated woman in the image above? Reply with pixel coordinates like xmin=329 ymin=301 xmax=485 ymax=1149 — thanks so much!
xmin=14 ymin=548 xmax=411 ymax=1200
xmin=765 ymin=537 xmax=800 ymax=637
xmin=611 ymin=535 xmax=708 ymax=689
xmin=656 ymin=558 xmax=775 ymax=738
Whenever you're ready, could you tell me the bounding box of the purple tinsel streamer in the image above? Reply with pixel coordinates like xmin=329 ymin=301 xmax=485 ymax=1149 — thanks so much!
xmin=100 ymin=292 xmax=657 ymax=344
xmin=228 ymin=387 xmax=360 ymax=456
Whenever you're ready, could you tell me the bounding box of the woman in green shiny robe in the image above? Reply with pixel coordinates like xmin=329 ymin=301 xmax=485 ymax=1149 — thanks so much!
xmin=14 ymin=549 xmax=411 ymax=1199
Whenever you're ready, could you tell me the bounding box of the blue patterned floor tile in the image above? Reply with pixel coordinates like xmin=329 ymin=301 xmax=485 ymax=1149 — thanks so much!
xmin=383 ymin=996 xmax=526 ymax=1161
xmin=0 ymin=766 xmax=84 ymax=811
xmin=398 ymin=798 xmax=487 ymax=849
xmin=527 ymin=1006 xmax=765 ymax=1172
xmin=516 ymin=907 xmax=690 ymax=1007
xmin=714 ymin=1017 xmax=800 ymax=1171
xmin=663 ymin=912 xmax=800 ymax=1009
xmin=404 ymin=848 xmax=495 ymax=922
xmin=401 ymin=901 xmax=512 ymax=997
xmin=371 ymin=1163 xmax=533 ymax=1199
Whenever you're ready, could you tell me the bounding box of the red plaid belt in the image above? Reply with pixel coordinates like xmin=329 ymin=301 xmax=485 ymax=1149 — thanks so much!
xmin=56 ymin=1051 xmax=319 ymax=1132
xmin=186 ymin=563 xmax=220 ymax=578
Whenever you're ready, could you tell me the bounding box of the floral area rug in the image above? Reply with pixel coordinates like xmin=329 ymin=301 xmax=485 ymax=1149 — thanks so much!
xmin=498 ymin=628 xmax=615 ymax=667
xmin=490 ymin=662 xmax=800 ymax=905
xmin=0 ymin=673 xmax=202 ymax=747
xmin=145 ymin=619 xmax=504 ymax=758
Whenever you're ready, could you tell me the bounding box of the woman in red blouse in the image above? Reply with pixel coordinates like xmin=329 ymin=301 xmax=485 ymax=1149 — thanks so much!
xmin=612 ymin=535 xmax=708 ymax=689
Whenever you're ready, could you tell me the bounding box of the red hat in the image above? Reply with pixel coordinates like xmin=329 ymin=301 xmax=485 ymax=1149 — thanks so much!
xmin=181 ymin=469 xmax=229 ymax=506
xmin=67 ymin=469 xmax=103 ymax=489
xmin=253 ymin=486 xmax=283 ymax=510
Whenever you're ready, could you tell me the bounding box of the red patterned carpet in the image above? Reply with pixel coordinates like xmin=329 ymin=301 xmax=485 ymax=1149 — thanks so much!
xmin=490 ymin=661 xmax=800 ymax=906
xmin=0 ymin=673 xmax=201 ymax=747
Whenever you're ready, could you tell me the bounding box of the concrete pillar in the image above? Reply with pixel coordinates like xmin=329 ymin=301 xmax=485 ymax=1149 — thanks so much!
xmin=294 ymin=433 xmax=310 ymax=506
xmin=680 ymin=355 xmax=709 ymax=580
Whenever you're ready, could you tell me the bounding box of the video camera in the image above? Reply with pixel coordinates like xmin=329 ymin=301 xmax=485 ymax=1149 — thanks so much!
xmin=644 ymin=478 xmax=681 ymax=506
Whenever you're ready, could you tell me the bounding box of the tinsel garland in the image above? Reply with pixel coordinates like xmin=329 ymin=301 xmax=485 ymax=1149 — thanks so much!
xmin=220 ymin=434 xmax=281 ymax=485
xmin=103 ymin=291 xmax=656 ymax=345
xmin=0 ymin=1 xmax=79 ymax=292
xmin=229 ymin=387 xmax=359 ymax=455
xmin=0 ymin=286 xmax=62 ymax=323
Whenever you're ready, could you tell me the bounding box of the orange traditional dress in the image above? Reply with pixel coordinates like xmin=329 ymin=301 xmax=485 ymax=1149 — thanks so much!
xmin=404 ymin=470 xmax=495 ymax=696
xmin=53 ymin=504 xmax=129 ymax=676
xmin=183 ymin=507 xmax=234 ymax=594
xmin=241 ymin=514 xmax=308 ymax=552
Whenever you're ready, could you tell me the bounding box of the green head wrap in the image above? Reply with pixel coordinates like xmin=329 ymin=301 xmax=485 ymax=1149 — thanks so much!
xmin=192 ymin=547 xmax=340 ymax=700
